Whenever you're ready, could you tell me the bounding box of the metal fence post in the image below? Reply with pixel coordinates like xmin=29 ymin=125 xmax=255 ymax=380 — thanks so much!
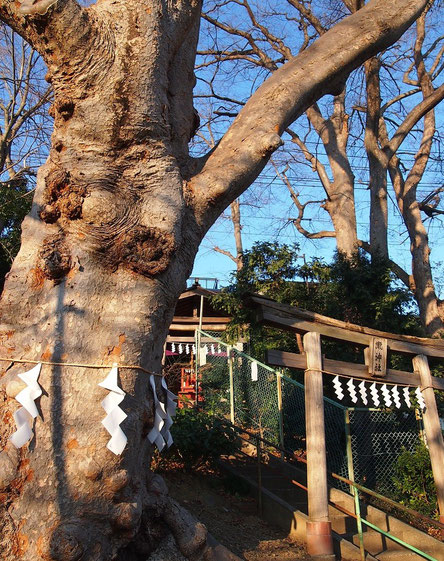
xmin=276 ymin=372 xmax=285 ymax=458
xmin=344 ymin=408 xmax=355 ymax=494
xmin=353 ymin=484 xmax=366 ymax=561
xmin=256 ymin=435 xmax=263 ymax=515
xmin=228 ymin=345 xmax=235 ymax=424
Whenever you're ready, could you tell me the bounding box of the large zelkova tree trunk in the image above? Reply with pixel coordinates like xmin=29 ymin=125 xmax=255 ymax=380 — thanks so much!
xmin=0 ymin=2 xmax=207 ymax=560
xmin=0 ymin=1 xmax=431 ymax=560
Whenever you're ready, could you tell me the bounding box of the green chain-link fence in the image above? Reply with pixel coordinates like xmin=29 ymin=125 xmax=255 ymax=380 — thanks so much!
xmin=195 ymin=329 xmax=424 ymax=496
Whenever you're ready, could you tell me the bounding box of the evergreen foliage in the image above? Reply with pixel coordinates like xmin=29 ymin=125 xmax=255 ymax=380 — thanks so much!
xmin=392 ymin=443 xmax=437 ymax=517
xmin=165 ymin=408 xmax=240 ymax=470
xmin=212 ymin=241 xmax=423 ymax=362
xmin=0 ymin=174 xmax=32 ymax=289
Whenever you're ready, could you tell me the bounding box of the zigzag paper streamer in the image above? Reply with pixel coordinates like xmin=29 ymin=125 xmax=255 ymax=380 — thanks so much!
xmin=370 ymin=383 xmax=380 ymax=407
xmin=171 ymin=343 xmax=176 ymax=353
xmin=403 ymin=386 xmax=411 ymax=408
xmin=333 ymin=376 xmax=344 ymax=400
xmin=178 ymin=344 xmax=183 ymax=354
xmin=186 ymin=344 xmax=190 ymax=355
xmin=211 ymin=344 xmax=215 ymax=355
xmin=10 ymin=363 xmax=42 ymax=448
xmin=381 ymin=384 xmax=392 ymax=407
xmin=98 ymin=366 xmax=127 ymax=455
xmin=358 ymin=381 xmax=368 ymax=405
xmin=192 ymin=344 xmax=196 ymax=355
xmin=347 ymin=378 xmax=358 ymax=403
xmin=391 ymin=386 xmax=401 ymax=409
xmin=148 ymin=376 xmax=177 ymax=452
xmin=160 ymin=377 xmax=177 ymax=448
xmin=218 ymin=345 xmax=222 ymax=354
xmin=415 ymin=387 xmax=426 ymax=410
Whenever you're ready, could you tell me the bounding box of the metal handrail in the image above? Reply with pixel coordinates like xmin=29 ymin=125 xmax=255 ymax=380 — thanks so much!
xmin=221 ymin=419 xmax=442 ymax=561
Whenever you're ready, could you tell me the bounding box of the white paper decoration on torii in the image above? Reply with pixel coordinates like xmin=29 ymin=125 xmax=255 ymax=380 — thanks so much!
xmin=10 ymin=363 xmax=42 ymax=448
xmin=415 ymin=386 xmax=426 ymax=410
xmin=98 ymin=366 xmax=127 ymax=455
xmin=347 ymin=378 xmax=358 ymax=403
xmin=370 ymin=382 xmax=380 ymax=407
xmin=403 ymin=387 xmax=411 ymax=408
xmin=332 ymin=376 xmax=344 ymax=400
xmin=358 ymin=381 xmax=368 ymax=405
xmin=330 ymin=373 xmax=426 ymax=412
xmin=391 ymin=386 xmax=401 ymax=408
xmin=147 ymin=376 xmax=177 ymax=452
xmin=381 ymin=384 xmax=392 ymax=408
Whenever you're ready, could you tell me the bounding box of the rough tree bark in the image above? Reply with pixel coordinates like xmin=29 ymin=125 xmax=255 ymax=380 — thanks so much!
xmin=0 ymin=1 xmax=430 ymax=560
xmin=305 ymin=97 xmax=358 ymax=258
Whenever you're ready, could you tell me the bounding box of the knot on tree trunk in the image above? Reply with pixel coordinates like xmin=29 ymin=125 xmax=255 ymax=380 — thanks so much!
xmin=40 ymin=169 xmax=86 ymax=223
xmin=37 ymin=234 xmax=72 ymax=282
xmin=49 ymin=521 xmax=86 ymax=561
xmin=113 ymin=226 xmax=176 ymax=277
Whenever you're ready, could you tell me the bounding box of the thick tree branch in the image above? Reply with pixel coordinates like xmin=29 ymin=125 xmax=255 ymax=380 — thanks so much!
xmin=0 ymin=0 xmax=90 ymax=62
xmin=190 ymin=0 xmax=430 ymax=230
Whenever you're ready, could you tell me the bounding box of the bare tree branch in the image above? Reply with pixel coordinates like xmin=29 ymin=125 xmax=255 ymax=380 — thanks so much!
xmin=191 ymin=0 xmax=430 ymax=230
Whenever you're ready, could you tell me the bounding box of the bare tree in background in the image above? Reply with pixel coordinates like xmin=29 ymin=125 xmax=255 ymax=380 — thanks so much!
xmin=0 ymin=25 xmax=51 ymax=269
xmin=197 ymin=0 xmax=444 ymax=335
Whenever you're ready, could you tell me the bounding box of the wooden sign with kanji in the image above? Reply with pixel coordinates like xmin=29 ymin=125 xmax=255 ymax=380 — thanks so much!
xmin=369 ymin=337 xmax=388 ymax=377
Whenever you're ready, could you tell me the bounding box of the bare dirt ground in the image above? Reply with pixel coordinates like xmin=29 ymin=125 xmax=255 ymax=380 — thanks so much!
xmin=161 ymin=468 xmax=308 ymax=561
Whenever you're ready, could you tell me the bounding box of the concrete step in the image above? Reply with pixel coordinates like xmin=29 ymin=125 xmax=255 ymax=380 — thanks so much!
xmin=373 ymin=549 xmax=437 ymax=561
xmin=350 ymin=529 xmax=406 ymax=554
xmin=329 ymin=513 xmax=357 ymax=536
xmin=219 ymin=455 xmax=444 ymax=561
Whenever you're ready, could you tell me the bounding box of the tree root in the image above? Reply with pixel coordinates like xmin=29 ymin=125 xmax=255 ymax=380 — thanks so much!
xmin=144 ymin=474 xmax=242 ymax=561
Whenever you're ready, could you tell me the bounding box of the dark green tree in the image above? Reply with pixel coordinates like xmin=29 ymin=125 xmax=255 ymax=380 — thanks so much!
xmin=213 ymin=242 xmax=422 ymax=361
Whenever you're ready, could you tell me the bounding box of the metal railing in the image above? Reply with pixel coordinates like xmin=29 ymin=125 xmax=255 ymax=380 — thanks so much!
xmin=195 ymin=329 xmax=424 ymax=497
xmin=221 ymin=419 xmax=443 ymax=561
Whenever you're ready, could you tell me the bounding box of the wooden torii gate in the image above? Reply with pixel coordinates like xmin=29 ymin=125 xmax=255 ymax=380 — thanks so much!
xmin=250 ymin=295 xmax=444 ymax=560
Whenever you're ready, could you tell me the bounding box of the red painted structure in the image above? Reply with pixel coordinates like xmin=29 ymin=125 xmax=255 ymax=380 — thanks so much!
xmin=178 ymin=367 xmax=204 ymax=407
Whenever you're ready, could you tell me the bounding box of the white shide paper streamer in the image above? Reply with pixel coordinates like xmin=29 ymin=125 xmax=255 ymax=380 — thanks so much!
xmin=333 ymin=376 xmax=344 ymax=400
xmin=392 ymin=386 xmax=401 ymax=409
xmin=10 ymin=363 xmax=42 ymax=448
xmin=98 ymin=366 xmax=128 ymax=455
xmin=381 ymin=384 xmax=392 ymax=408
xmin=347 ymin=378 xmax=358 ymax=403
xmin=358 ymin=381 xmax=368 ymax=406
xmin=415 ymin=386 xmax=426 ymax=410
xmin=148 ymin=375 xmax=177 ymax=452
xmin=370 ymin=383 xmax=380 ymax=407
xmin=403 ymin=386 xmax=411 ymax=408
